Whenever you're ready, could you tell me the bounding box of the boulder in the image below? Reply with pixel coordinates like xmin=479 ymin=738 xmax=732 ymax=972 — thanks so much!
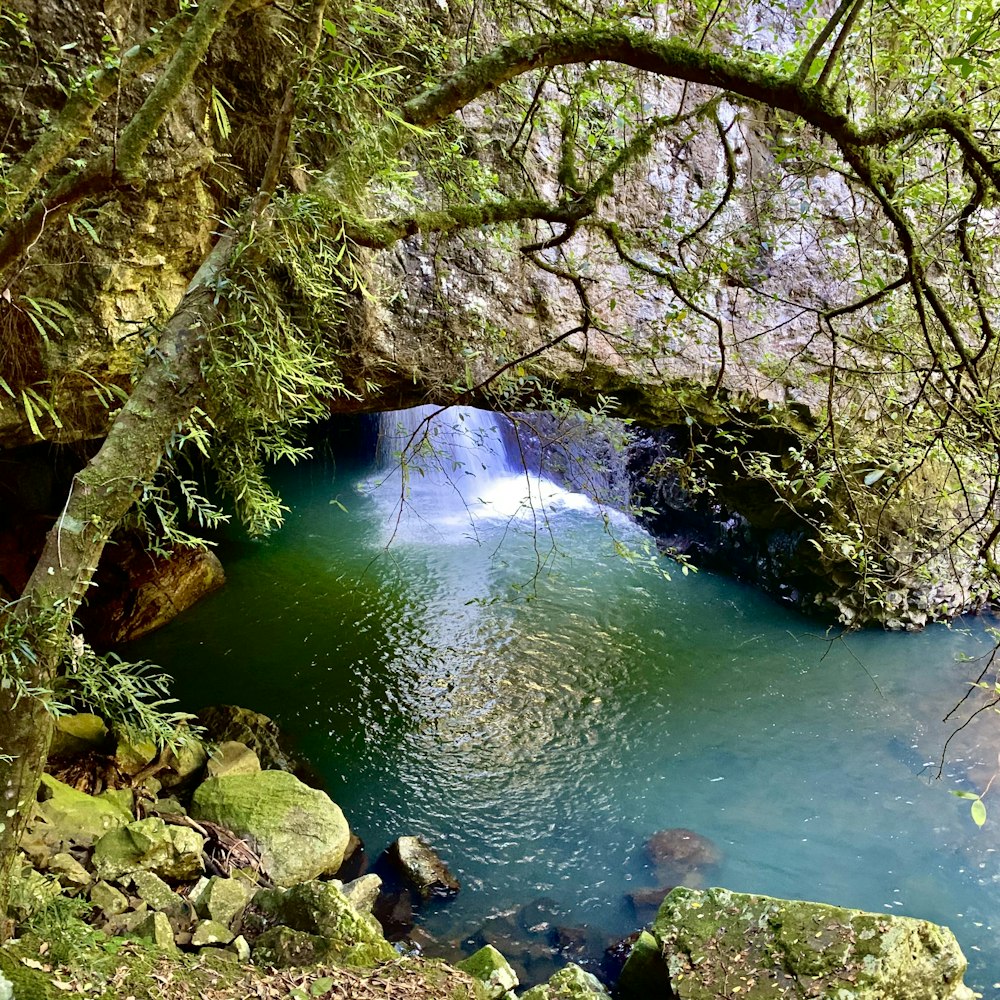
xmin=622 ymin=886 xmax=975 ymax=1000
xmin=252 ymin=880 xmax=396 ymax=967
xmin=49 ymin=713 xmax=109 ymax=758
xmin=133 ymin=911 xmax=180 ymax=954
xmin=92 ymin=817 xmax=205 ymax=883
xmin=130 ymin=870 xmax=183 ymax=916
xmin=192 ymin=919 xmax=235 ymax=947
xmin=196 ymin=705 xmax=298 ymax=773
xmin=193 ymin=875 xmax=252 ymax=928
xmin=48 ymin=852 xmax=92 ymax=891
xmin=228 ymin=935 xmax=251 ymax=962
xmin=160 ymin=737 xmax=209 ymax=790
xmin=112 ymin=727 xmax=158 ymax=777
xmin=253 ymin=926 xmax=326 ymax=967
xmin=457 ymin=944 xmax=519 ymax=999
xmin=90 ymin=881 xmax=129 ymax=918
xmin=520 ymin=963 xmax=610 ymax=999
xmin=33 ymin=774 xmax=132 ymax=847
xmin=83 ymin=544 xmax=225 ymax=645
xmin=383 ymin=835 xmax=460 ymax=901
xmin=340 ymin=874 xmax=382 ymax=916
xmin=190 ymin=771 xmax=349 ymax=887
xmin=206 ymin=741 xmax=261 ymax=779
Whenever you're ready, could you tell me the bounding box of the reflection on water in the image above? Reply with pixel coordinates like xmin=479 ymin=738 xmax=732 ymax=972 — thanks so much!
xmin=135 ymin=416 xmax=1000 ymax=993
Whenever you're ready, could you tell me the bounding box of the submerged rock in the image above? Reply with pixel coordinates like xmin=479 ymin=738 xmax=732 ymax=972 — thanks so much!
xmin=190 ymin=770 xmax=349 ymax=887
xmin=621 ymin=886 xmax=975 ymax=1000
xmin=644 ymin=828 xmax=720 ymax=875
xmin=384 ymin=835 xmax=460 ymax=901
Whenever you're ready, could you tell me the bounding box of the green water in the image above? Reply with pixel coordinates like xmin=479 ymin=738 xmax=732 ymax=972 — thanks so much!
xmin=135 ymin=422 xmax=1000 ymax=992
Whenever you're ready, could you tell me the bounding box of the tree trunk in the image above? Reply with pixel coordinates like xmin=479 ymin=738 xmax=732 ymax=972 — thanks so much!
xmin=0 ymin=235 xmax=233 ymax=931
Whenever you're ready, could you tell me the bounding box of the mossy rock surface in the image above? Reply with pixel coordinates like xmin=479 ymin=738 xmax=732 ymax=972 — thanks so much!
xmin=34 ymin=774 xmax=132 ymax=847
xmin=253 ymin=880 xmax=396 ymax=967
xmin=191 ymin=771 xmax=349 ymax=886
xmin=633 ymin=886 xmax=975 ymax=1000
xmin=91 ymin=817 xmax=204 ymax=882
xmin=520 ymin=963 xmax=610 ymax=999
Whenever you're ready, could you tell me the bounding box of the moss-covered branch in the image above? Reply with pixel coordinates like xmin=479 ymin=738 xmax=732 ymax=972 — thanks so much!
xmin=0 ymin=0 xmax=259 ymax=278
xmin=0 ymin=8 xmax=195 ymax=228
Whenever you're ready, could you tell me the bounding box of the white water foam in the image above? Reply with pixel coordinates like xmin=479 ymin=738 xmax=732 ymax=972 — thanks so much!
xmin=365 ymin=405 xmax=602 ymax=543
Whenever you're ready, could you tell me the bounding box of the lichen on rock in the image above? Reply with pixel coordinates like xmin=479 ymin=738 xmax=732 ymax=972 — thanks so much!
xmin=624 ymin=886 xmax=975 ymax=1000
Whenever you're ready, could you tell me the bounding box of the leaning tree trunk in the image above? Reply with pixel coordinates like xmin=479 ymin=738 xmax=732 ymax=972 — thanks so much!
xmin=0 ymin=236 xmax=232 ymax=931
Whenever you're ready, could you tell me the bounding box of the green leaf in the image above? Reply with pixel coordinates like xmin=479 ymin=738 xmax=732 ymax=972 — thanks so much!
xmin=972 ymin=798 xmax=987 ymax=827
xmin=952 ymin=790 xmax=980 ymax=800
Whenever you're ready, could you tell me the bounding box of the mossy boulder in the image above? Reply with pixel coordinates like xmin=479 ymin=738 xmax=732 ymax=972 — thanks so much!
xmin=456 ymin=944 xmax=519 ymax=998
xmin=196 ymin=705 xmax=298 ymax=773
xmin=252 ymin=880 xmax=396 ymax=968
xmin=49 ymin=713 xmax=110 ymax=757
xmin=623 ymin=886 xmax=974 ymax=1000
xmin=520 ymin=963 xmax=609 ymax=999
xmin=33 ymin=774 xmax=132 ymax=847
xmin=190 ymin=771 xmax=349 ymax=887
xmin=91 ymin=817 xmax=204 ymax=883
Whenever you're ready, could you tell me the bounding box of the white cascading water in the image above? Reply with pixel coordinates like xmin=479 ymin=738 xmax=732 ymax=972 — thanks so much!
xmin=366 ymin=405 xmax=595 ymax=543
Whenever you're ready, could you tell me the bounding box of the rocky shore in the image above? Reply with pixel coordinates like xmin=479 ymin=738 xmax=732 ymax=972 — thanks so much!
xmin=1 ymin=704 xmax=978 ymax=1000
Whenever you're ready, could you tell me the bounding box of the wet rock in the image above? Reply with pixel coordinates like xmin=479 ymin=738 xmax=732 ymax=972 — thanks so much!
xmin=190 ymin=770 xmax=349 ymax=887
xmin=372 ymin=885 xmax=415 ymax=939
xmin=644 ymin=828 xmax=720 ymax=878
xmin=626 ymin=886 xmax=673 ymax=914
xmin=520 ymin=963 xmax=610 ymax=999
xmin=83 ymin=544 xmax=225 ymax=645
xmin=627 ymin=886 xmax=975 ymax=1000
xmin=519 ymin=897 xmax=563 ymax=937
xmin=335 ymin=833 xmax=368 ymax=881
xmin=383 ymin=835 xmax=460 ymax=901
xmin=206 ymin=741 xmax=260 ymax=779
xmin=457 ymin=944 xmax=519 ymax=999
xmin=614 ymin=930 xmax=670 ymax=998
xmin=92 ymin=817 xmax=205 ymax=883
xmin=602 ymin=931 xmax=641 ymax=984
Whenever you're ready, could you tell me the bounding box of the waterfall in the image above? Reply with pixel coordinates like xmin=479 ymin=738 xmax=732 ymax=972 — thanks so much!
xmin=366 ymin=405 xmax=594 ymax=542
